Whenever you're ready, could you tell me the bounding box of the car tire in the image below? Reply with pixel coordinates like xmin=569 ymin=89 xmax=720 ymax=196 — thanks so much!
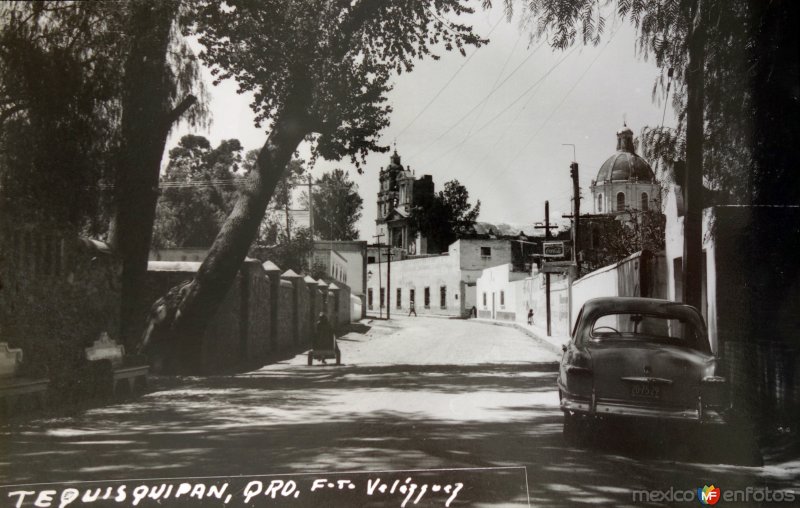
xmin=563 ymin=412 xmax=580 ymax=445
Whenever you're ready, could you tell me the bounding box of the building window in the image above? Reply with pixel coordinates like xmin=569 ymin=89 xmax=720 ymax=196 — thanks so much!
xmin=410 ymin=288 xmax=415 ymax=305
xmin=368 ymin=288 xmax=374 ymax=310
xmin=368 ymin=256 xmax=375 ymax=263
xmin=597 ymin=194 xmax=603 ymax=213
xmin=616 ymin=192 xmax=626 ymax=211
xmin=396 ymin=288 xmax=402 ymax=309
xmin=500 ymin=290 xmax=505 ymax=307
xmin=424 ymin=287 xmax=430 ymax=309
xmin=482 ymin=292 xmax=487 ymax=307
xmin=380 ymin=288 xmax=385 ymax=308
xmin=480 ymin=246 xmax=491 ymax=259
xmin=641 ymin=192 xmax=649 ymax=211
xmin=440 ymin=286 xmax=447 ymax=309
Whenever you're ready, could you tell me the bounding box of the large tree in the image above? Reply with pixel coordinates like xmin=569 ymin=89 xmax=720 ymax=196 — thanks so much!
xmin=0 ymin=2 xmax=125 ymax=229
xmin=142 ymin=0 xmax=487 ymax=366
xmin=309 ymin=169 xmax=364 ymax=241
xmin=410 ymin=179 xmax=481 ymax=252
xmin=111 ymin=0 xmax=206 ymax=347
xmin=152 ymin=135 xmax=242 ymax=249
xmin=0 ymin=1 xmax=206 ymax=348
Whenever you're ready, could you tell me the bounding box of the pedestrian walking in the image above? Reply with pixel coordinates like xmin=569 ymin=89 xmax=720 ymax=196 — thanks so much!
xmin=527 ymin=308 xmax=534 ymax=325
xmin=408 ymin=300 xmax=417 ymax=316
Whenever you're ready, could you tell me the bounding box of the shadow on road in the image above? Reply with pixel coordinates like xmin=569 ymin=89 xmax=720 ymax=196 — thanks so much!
xmin=1 ymin=361 xmax=788 ymax=507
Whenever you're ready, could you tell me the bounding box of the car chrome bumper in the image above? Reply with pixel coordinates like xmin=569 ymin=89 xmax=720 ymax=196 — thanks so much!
xmin=561 ymin=395 xmax=727 ymax=425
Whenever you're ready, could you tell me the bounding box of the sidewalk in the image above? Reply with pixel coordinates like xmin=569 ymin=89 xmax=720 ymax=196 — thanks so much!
xmin=475 ymin=318 xmax=568 ymax=356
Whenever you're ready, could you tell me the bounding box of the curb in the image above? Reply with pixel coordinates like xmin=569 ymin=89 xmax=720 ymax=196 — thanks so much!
xmin=475 ymin=319 xmax=564 ymax=356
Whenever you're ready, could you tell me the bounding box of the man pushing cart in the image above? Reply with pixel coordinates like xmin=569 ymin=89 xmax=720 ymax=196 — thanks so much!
xmin=308 ymin=312 xmax=341 ymax=365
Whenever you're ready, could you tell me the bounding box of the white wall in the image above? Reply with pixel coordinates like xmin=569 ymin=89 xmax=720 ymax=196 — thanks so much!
xmin=475 ymin=264 xmax=526 ymax=321
xmin=366 ymin=253 xmax=464 ymax=316
xmin=571 ymin=262 xmax=619 ymax=328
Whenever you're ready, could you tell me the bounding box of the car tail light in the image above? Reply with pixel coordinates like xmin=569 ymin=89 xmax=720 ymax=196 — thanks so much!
xmin=565 ymin=352 xmax=593 ymax=399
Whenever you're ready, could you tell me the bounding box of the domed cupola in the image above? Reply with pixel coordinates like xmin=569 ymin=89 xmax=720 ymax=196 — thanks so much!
xmin=595 ymin=125 xmax=656 ymax=184
xmin=591 ymin=124 xmax=660 ymax=215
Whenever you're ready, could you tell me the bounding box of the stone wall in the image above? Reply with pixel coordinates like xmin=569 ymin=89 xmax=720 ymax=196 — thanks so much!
xmin=144 ymin=261 xmax=351 ymax=374
xmin=0 ymin=227 xmax=121 ymax=390
xmin=277 ymin=280 xmax=295 ymax=351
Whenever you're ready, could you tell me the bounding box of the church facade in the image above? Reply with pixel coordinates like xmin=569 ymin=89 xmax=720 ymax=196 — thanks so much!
xmin=375 ymin=150 xmax=434 ymax=256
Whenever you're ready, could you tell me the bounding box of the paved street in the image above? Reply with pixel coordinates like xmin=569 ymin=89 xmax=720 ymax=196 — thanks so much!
xmin=2 ymin=317 xmax=798 ymax=507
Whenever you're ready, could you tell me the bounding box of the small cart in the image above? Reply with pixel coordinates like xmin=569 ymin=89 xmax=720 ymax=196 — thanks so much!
xmin=308 ymin=333 xmax=341 ymax=365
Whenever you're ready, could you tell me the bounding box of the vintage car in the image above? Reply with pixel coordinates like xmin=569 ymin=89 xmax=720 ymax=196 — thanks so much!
xmin=558 ymin=297 xmax=729 ymax=438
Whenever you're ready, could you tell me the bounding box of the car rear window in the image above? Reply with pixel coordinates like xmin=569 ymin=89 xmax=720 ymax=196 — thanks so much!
xmin=590 ymin=312 xmax=707 ymax=351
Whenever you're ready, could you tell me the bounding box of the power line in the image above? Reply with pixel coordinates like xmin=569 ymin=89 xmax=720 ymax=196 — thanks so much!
xmin=393 ymin=16 xmax=503 ymax=141
xmin=443 ymin=28 xmax=526 ymax=172
xmin=423 ymin=41 xmax=576 ymax=169
xmin=480 ymin=24 xmax=623 ymax=199
xmin=406 ymin=36 xmax=559 ymax=164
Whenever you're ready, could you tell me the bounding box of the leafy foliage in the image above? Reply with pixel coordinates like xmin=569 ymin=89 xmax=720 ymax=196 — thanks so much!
xmin=251 ymin=227 xmax=315 ymax=275
xmin=152 ymin=135 xmax=243 ymax=249
xmin=495 ymin=0 xmax=799 ymax=206
xmin=308 ymin=169 xmax=364 ymax=241
xmin=0 ymin=1 xmax=125 ymax=230
xmin=581 ymin=209 xmax=666 ymax=275
xmin=410 ymin=179 xmax=481 ymax=252
xmin=185 ymin=0 xmax=487 ymax=170
xmin=0 ymin=1 xmax=208 ymax=232
xmin=256 ymin=158 xmax=306 ymax=246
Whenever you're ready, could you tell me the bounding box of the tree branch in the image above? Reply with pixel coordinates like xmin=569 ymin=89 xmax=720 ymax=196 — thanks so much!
xmin=165 ymin=94 xmax=197 ymax=126
xmin=0 ymin=103 xmax=27 ymax=125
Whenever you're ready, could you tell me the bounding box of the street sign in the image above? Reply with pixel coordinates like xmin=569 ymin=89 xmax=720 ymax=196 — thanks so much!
xmin=541 ymin=261 xmax=576 ymax=274
xmin=542 ymin=241 xmax=565 ymax=258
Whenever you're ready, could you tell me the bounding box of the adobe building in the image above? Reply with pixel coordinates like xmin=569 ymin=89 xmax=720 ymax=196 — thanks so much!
xmin=365 ymin=238 xmax=512 ymax=317
xmin=375 ymin=149 xmax=434 ymax=256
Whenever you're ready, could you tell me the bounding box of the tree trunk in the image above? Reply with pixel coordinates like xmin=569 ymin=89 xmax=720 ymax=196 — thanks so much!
xmin=682 ymin=0 xmax=705 ymax=311
xmin=112 ymin=0 xmax=195 ymax=349
xmin=144 ymin=95 xmax=310 ymax=372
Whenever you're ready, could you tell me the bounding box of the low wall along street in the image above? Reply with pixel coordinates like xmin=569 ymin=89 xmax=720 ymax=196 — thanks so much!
xmin=146 ymin=260 xmax=352 ymax=374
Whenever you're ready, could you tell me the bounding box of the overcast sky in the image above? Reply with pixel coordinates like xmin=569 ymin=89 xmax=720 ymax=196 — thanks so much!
xmin=169 ymin=5 xmax=675 ymax=241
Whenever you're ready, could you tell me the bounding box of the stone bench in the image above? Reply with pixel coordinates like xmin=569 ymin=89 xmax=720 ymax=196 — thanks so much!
xmin=0 ymin=342 xmax=49 ymax=412
xmin=85 ymin=333 xmax=149 ymax=397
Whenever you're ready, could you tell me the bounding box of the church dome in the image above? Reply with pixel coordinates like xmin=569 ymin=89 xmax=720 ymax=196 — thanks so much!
xmin=595 ymin=126 xmax=655 ymax=183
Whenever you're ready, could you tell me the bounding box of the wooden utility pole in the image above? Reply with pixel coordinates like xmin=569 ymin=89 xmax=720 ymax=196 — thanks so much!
xmin=570 ymin=161 xmax=580 ymax=273
xmin=308 ymin=174 xmax=314 ymax=240
xmin=683 ymin=0 xmax=705 ymax=310
xmin=386 ymin=244 xmax=391 ymax=320
xmin=372 ymin=232 xmax=384 ymax=319
xmin=285 ymin=203 xmax=291 ymax=241
xmin=535 ymin=201 xmax=554 ymax=336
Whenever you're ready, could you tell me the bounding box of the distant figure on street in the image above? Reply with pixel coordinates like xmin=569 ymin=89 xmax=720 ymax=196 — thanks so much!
xmin=408 ymin=300 xmax=417 ymax=316
xmin=527 ymin=308 xmax=534 ymax=325
xmin=315 ymin=312 xmax=334 ymax=351
xmin=471 ymin=305 xmax=477 ymax=318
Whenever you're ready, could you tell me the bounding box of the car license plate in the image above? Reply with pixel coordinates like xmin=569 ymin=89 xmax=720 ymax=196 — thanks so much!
xmin=630 ymin=382 xmax=661 ymax=400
